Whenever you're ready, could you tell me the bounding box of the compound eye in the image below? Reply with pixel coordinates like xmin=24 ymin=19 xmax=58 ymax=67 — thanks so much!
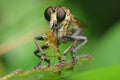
xmin=56 ymin=7 xmax=66 ymax=23
xmin=44 ymin=6 xmax=53 ymax=21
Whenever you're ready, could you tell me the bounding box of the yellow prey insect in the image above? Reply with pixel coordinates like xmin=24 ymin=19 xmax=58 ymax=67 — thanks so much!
xmin=34 ymin=6 xmax=87 ymax=73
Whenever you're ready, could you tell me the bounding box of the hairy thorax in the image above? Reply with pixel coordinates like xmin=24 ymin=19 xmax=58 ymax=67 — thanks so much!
xmin=55 ymin=19 xmax=80 ymax=43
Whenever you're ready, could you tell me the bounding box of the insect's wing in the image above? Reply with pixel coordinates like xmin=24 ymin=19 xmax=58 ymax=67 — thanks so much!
xmin=73 ymin=18 xmax=87 ymax=28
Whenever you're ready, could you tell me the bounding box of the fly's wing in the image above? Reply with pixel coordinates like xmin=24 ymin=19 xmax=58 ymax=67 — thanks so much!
xmin=71 ymin=17 xmax=87 ymax=36
xmin=73 ymin=17 xmax=87 ymax=28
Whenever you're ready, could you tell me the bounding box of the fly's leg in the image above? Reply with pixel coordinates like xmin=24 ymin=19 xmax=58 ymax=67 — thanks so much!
xmin=57 ymin=56 xmax=62 ymax=74
xmin=34 ymin=48 xmax=41 ymax=68
xmin=62 ymin=29 xmax=87 ymax=70
xmin=67 ymin=35 xmax=87 ymax=53
xmin=34 ymin=36 xmax=50 ymax=68
xmin=71 ymin=35 xmax=87 ymax=69
xmin=62 ymin=40 xmax=77 ymax=70
xmin=54 ymin=48 xmax=62 ymax=74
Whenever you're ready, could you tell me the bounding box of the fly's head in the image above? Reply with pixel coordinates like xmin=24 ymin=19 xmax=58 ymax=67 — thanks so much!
xmin=44 ymin=6 xmax=71 ymax=31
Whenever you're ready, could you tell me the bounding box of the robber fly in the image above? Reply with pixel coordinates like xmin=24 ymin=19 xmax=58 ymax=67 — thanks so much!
xmin=34 ymin=6 xmax=87 ymax=73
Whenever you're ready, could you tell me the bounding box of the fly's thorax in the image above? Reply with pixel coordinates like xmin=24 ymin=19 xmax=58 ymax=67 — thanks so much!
xmin=55 ymin=17 xmax=71 ymax=39
xmin=56 ymin=7 xmax=71 ymax=32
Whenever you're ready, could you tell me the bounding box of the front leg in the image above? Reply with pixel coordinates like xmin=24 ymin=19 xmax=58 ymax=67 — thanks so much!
xmin=34 ymin=36 xmax=46 ymax=59
xmin=34 ymin=36 xmax=50 ymax=68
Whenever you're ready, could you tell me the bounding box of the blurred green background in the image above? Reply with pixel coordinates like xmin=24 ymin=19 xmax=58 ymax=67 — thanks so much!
xmin=0 ymin=0 xmax=120 ymax=79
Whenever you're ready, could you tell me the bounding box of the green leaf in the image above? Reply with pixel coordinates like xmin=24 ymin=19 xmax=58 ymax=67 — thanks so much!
xmin=70 ymin=65 xmax=120 ymax=80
